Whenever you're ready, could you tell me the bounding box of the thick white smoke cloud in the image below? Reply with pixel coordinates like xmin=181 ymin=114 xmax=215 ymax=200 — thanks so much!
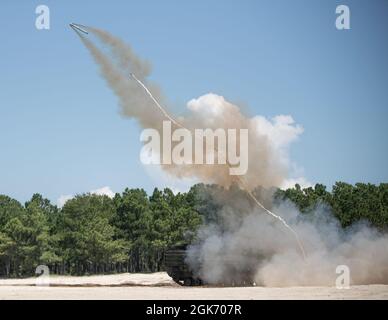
xmin=186 ymin=188 xmax=388 ymax=286
xmin=177 ymin=93 xmax=305 ymax=189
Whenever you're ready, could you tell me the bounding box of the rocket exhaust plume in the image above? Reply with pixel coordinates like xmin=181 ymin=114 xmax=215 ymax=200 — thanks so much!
xmin=129 ymin=71 xmax=306 ymax=259
xmin=71 ymin=24 xmax=294 ymax=189
xmin=71 ymin=25 xmax=388 ymax=286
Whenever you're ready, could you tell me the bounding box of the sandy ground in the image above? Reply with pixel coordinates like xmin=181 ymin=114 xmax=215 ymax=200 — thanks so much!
xmin=0 ymin=273 xmax=387 ymax=300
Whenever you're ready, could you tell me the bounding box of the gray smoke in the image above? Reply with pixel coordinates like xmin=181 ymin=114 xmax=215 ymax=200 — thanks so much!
xmin=186 ymin=186 xmax=388 ymax=286
xmin=75 ymin=27 xmax=301 ymax=190
xmin=77 ymin=27 xmax=167 ymax=130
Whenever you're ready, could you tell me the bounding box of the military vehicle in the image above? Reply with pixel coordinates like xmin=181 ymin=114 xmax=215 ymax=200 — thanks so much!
xmin=164 ymin=244 xmax=203 ymax=286
xmin=164 ymin=244 xmax=257 ymax=286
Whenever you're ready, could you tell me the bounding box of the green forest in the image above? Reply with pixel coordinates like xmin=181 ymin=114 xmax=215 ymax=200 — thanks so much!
xmin=0 ymin=182 xmax=387 ymax=278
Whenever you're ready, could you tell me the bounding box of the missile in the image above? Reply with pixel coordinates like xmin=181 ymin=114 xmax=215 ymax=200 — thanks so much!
xmin=69 ymin=23 xmax=88 ymax=34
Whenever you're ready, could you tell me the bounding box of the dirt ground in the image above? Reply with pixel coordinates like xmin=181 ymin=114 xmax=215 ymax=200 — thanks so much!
xmin=0 ymin=273 xmax=387 ymax=300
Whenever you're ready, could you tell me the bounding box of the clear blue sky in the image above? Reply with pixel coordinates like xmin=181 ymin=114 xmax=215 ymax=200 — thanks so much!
xmin=1 ymin=0 xmax=387 ymax=204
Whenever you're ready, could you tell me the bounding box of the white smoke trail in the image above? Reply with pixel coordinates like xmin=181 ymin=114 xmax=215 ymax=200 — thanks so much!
xmin=240 ymin=179 xmax=306 ymax=259
xmin=130 ymin=73 xmax=183 ymax=128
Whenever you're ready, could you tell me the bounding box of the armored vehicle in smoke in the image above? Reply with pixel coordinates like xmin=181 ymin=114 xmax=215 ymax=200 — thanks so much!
xmin=165 ymin=244 xmax=258 ymax=286
xmin=164 ymin=244 xmax=203 ymax=286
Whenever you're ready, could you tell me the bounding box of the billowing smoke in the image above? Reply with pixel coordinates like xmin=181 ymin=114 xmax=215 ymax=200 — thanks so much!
xmin=75 ymin=26 xmax=303 ymax=190
xmin=186 ymin=185 xmax=388 ymax=286
xmin=74 ymin=27 xmax=388 ymax=286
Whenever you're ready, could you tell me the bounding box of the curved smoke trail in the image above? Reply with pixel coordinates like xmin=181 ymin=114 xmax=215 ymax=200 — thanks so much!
xmin=130 ymin=73 xmax=184 ymax=129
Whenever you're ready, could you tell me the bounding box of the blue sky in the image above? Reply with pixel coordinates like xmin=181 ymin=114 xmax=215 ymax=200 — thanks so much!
xmin=1 ymin=0 xmax=387 ymax=204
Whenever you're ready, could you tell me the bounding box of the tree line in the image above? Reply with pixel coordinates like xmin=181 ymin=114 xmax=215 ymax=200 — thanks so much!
xmin=274 ymin=182 xmax=388 ymax=228
xmin=0 ymin=182 xmax=387 ymax=277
